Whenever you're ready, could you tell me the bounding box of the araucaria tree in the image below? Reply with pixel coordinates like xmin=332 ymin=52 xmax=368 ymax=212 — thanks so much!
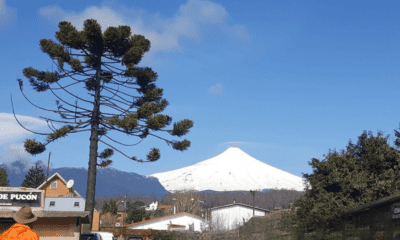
xmin=21 ymin=162 xmax=47 ymax=188
xmin=12 ymin=19 xmax=194 ymax=230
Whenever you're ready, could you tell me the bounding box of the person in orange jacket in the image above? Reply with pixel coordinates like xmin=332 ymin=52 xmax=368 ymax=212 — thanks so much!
xmin=0 ymin=206 xmax=39 ymax=240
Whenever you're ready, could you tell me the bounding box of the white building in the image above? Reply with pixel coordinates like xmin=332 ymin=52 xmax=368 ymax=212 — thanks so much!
xmin=125 ymin=212 xmax=205 ymax=233
xmin=145 ymin=201 xmax=158 ymax=211
xmin=208 ymin=201 xmax=269 ymax=231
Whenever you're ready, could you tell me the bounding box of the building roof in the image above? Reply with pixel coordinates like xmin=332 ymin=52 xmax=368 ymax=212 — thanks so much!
xmin=341 ymin=193 xmax=400 ymax=217
xmin=125 ymin=211 xmax=203 ymax=228
xmin=36 ymin=172 xmax=82 ymax=198
xmin=158 ymin=205 xmax=173 ymax=209
xmin=167 ymin=224 xmax=185 ymax=228
xmin=208 ymin=202 xmax=269 ymax=213
xmin=0 ymin=187 xmax=42 ymax=192
xmin=0 ymin=210 xmax=90 ymax=223
xmin=117 ymin=204 xmax=126 ymax=212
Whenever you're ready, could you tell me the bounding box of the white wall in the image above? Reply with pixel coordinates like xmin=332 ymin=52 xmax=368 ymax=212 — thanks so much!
xmin=127 ymin=215 xmax=204 ymax=233
xmin=211 ymin=205 xmax=266 ymax=231
xmin=44 ymin=197 xmax=85 ymax=211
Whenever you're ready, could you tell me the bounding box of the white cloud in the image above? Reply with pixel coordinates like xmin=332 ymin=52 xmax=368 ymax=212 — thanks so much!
xmin=0 ymin=0 xmax=17 ymax=29
xmin=37 ymin=0 xmax=250 ymax=66
xmin=0 ymin=144 xmax=53 ymax=174
xmin=0 ymin=113 xmax=52 ymax=145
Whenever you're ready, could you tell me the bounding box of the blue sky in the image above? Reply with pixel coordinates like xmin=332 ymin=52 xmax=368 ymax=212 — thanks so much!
xmin=1 ymin=0 xmax=400 ymax=183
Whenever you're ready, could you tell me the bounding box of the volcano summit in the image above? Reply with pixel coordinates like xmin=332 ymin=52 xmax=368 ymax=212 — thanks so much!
xmin=148 ymin=147 xmax=308 ymax=192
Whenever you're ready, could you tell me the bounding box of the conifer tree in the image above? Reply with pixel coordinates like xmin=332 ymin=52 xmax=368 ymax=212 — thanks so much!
xmin=0 ymin=168 xmax=11 ymax=187
xmin=109 ymin=199 xmax=118 ymax=215
xmin=11 ymin=19 xmax=194 ymax=230
xmin=21 ymin=162 xmax=46 ymax=188
xmin=279 ymin=131 xmax=400 ymax=238
xmin=102 ymin=201 xmax=110 ymax=214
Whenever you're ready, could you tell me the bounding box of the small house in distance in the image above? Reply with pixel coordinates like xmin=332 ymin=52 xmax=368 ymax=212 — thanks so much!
xmin=36 ymin=172 xmax=85 ymax=211
xmin=124 ymin=211 xmax=204 ymax=233
xmin=204 ymin=201 xmax=269 ymax=231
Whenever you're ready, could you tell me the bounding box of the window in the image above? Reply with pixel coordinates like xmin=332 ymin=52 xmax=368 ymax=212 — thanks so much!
xmin=50 ymin=201 xmax=55 ymax=206
xmin=74 ymin=202 xmax=79 ymax=207
xmin=50 ymin=181 xmax=57 ymax=189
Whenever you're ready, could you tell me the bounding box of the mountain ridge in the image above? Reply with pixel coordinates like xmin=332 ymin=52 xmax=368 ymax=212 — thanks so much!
xmin=148 ymin=147 xmax=308 ymax=192
xmin=0 ymin=162 xmax=168 ymax=198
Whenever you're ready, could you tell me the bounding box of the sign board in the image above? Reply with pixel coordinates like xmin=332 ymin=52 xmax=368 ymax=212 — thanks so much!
xmin=0 ymin=191 xmax=42 ymax=207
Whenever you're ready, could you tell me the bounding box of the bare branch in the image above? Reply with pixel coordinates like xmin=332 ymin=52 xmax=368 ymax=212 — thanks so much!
xmin=10 ymin=94 xmax=49 ymax=135
xmin=99 ymin=93 xmax=133 ymax=107
xmin=17 ymin=80 xmax=60 ymax=114
xmin=48 ymin=86 xmax=91 ymax=113
xmin=53 ymin=80 xmax=93 ymax=104
xmin=98 ymin=139 xmax=155 ymax=163
xmin=148 ymin=132 xmax=174 ymax=145
xmin=50 ymin=80 xmax=82 ymax=90
xmin=102 ymin=134 xmax=144 ymax=147
xmin=102 ymin=62 xmax=126 ymax=74
xmin=102 ymin=85 xmax=138 ymax=99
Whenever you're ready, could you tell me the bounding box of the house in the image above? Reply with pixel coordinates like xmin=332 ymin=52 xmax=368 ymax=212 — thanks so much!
xmin=238 ymin=205 xmax=295 ymax=236
xmin=206 ymin=201 xmax=269 ymax=231
xmin=36 ymin=172 xmax=85 ymax=211
xmin=0 ymin=183 xmax=90 ymax=239
xmin=145 ymin=201 xmax=158 ymax=211
xmin=125 ymin=211 xmax=205 ymax=233
xmin=335 ymin=193 xmax=400 ymax=239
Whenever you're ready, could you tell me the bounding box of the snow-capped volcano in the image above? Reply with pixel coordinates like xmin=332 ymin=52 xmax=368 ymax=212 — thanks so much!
xmin=148 ymin=147 xmax=308 ymax=192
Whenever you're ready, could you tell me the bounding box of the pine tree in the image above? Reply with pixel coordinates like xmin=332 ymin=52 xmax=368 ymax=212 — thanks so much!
xmin=21 ymin=162 xmax=46 ymax=188
xmin=12 ymin=19 xmax=194 ymax=230
xmin=0 ymin=168 xmax=10 ymax=187
xmin=280 ymin=130 xmax=400 ymax=238
xmin=102 ymin=201 xmax=110 ymax=214
xmin=109 ymin=199 xmax=118 ymax=215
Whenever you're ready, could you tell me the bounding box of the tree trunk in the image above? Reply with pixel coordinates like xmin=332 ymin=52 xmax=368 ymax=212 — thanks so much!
xmin=84 ymin=63 xmax=102 ymax=231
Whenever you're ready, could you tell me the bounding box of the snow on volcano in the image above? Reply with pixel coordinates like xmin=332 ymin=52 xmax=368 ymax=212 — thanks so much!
xmin=147 ymin=147 xmax=308 ymax=192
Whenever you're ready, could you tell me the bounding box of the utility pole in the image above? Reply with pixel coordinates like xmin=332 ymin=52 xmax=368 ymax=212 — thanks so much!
xmin=46 ymin=152 xmax=51 ymax=181
xmin=44 ymin=152 xmax=51 ymax=197
xmin=250 ymin=190 xmax=255 ymax=216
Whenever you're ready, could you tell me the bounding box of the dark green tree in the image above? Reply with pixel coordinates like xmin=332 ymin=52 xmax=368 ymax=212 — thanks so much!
xmin=102 ymin=201 xmax=110 ymax=214
xmin=132 ymin=200 xmax=145 ymax=209
xmin=21 ymin=162 xmax=46 ymax=188
xmin=279 ymin=131 xmax=400 ymax=239
xmin=109 ymin=199 xmax=118 ymax=215
xmin=11 ymin=19 xmax=194 ymax=230
xmin=125 ymin=200 xmax=148 ymax=224
xmin=0 ymin=168 xmax=10 ymax=187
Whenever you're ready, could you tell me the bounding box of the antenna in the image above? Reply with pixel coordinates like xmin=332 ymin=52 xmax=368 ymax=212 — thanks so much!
xmin=67 ymin=180 xmax=74 ymax=189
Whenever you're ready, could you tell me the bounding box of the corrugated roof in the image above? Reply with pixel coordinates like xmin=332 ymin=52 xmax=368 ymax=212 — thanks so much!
xmin=341 ymin=193 xmax=400 ymax=217
xmin=0 ymin=210 xmax=90 ymax=222
xmin=209 ymin=202 xmax=269 ymax=212
xmin=158 ymin=205 xmax=173 ymax=209
xmin=125 ymin=211 xmax=203 ymax=228
xmin=167 ymin=224 xmax=185 ymax=228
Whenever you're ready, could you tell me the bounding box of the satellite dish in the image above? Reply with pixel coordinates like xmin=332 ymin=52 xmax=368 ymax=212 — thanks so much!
xmin=67 ymin=180 xmax=74 ymax=189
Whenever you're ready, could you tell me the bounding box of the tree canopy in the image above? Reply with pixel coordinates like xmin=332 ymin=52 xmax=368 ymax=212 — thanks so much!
xmin=12 ymin=18 xmax=194 ymax=230
xmin=279 ymin=130 xmax=400 ymax=238
xmin=0 ymin=168 xmax=10 ymax=187
xmin=21 ymin=162 xmax=46 ymax=188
